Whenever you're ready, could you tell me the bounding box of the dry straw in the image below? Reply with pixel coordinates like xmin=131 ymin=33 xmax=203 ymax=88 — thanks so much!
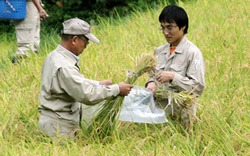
xmin=155 ymin=85 xmax=196 ymax=132
xmin=89 ymin=54 xmax=156 ymax=140
xmin=155 ymin=85 xmax=196 ymax=111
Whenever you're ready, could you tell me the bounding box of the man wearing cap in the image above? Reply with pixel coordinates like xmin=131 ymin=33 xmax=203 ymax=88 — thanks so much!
xmin=38 ymin=18 xmax=133 ymax=139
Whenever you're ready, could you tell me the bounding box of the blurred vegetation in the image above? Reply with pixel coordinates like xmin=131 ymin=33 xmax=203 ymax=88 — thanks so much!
xmin=0 ymin=0 xmax=179 ymax=33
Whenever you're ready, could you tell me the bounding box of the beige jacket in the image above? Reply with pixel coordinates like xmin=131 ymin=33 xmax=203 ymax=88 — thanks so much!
xmin=146 ymin=36 xmax=205 ymax=96
xmin=39 ymin=45 xmax=119 ymax=124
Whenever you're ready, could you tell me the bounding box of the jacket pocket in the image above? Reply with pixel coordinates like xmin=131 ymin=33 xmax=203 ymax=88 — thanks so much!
xmin=70 ymin=103 xmax=80 ymax=113
xmin=156 ymin=64 xmax=165 ymax=70
xmin=170 ymin=64 xmax=186 ymax=72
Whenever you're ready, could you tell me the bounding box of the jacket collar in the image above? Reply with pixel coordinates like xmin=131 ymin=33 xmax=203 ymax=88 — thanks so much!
xmin=161 ymin=35 xmax=188 ymax=54
xmin=175 ymin=35 xmax=188 ymax=54
xmin=56 ymin=45 xmax=79 ymax=65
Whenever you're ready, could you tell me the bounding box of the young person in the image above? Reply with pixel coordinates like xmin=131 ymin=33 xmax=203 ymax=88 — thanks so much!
xmin=146 ymin=5 xmax=205 ymax=132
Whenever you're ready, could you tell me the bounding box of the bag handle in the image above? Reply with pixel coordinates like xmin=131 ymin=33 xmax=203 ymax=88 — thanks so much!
xmin=5 ymin=0 xmax=16 ymax=12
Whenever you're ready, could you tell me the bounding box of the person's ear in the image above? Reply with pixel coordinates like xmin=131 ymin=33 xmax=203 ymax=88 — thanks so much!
xmin=71 ymin=36 xmax=78 ymax=45
xmin=182 ymin=26 xmax=186 ymax=31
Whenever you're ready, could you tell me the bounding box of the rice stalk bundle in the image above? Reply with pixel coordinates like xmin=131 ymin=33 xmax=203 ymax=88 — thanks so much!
xmin=126 ymin=54 xmax=156 ymax=84
xmin=89 ymin=54 xmax=156 ymax=140
xmin=155 ymin=86 xmax=197 ymax=134
xmin=155 ymin=85 xmax=196 ymax=110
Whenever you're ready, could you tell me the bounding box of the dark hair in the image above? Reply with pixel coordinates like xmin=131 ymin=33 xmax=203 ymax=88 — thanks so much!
xmin=159 ymin=5 xmax=189 ymax=34
xmin=61 ymin=34 xmax=88 ymax=41
xmin=61 ymin=34 xmax=73 ymax=40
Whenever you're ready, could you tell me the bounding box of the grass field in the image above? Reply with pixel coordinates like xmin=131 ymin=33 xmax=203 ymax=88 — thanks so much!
xmin=0 ymin=0 xmax=249 ymax=155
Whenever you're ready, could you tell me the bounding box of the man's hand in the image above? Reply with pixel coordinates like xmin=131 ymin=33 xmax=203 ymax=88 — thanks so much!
xmin=39 ymin=9 xmax=49 ymax=20
xmin=156 ymin=71 xmax=175 ymax=83
xmin=32 ymin=0 xmax=49 ymax=20
xmin=118 ymin=82 xmax=133 ymax=96
xmin=146 ymin=82 xmax=157 ymax=95
xmin=99 ymin=80 xmax=112 ymax=86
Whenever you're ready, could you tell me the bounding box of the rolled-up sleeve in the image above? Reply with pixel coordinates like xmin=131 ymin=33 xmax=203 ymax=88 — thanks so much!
xmin=57 ymin=66 xmax=120 ymax=105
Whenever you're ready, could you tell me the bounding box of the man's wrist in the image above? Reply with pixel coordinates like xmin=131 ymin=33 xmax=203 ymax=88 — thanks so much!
xmin=145 ymin=81 xmax=156 ymax=87
xmin=170 ymin=72 xmax=175 ymax=83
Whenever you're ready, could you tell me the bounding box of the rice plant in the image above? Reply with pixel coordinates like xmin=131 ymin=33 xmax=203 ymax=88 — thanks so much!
xmin=89 ymin=54 xmax=156 ymax=141
xmin=0 ymin=0 xmax=249 ymax=155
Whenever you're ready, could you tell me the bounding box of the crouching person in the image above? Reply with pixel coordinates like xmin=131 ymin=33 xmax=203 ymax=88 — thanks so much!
xmin=38 ymin=18 xmax=133 ymax=139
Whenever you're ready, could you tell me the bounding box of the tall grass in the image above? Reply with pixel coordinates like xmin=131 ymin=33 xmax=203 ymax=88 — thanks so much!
xmin=0 ymin=0 xmax=249 ymax=155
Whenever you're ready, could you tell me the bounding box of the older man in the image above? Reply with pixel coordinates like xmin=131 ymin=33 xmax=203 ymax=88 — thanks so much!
xmin=38 ymin=18 xmax=133 ymax=139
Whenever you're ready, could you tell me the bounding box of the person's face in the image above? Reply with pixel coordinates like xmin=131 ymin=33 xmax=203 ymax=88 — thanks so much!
xmin=72 ymin=35 xmax=89 ymax=56
xmin=77 ymin=35 xmax=89 ymax=55
xmin=160 ymin=22 xmax=185 ymax=46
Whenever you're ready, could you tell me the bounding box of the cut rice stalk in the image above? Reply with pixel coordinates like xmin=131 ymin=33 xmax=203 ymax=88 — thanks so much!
xmin=89 ymin=54 xmax=156 ymax=140
xmin=155 ymin=85 xmax=196 ymax=110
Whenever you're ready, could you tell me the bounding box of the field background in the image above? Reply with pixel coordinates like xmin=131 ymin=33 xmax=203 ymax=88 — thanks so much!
xmin=0 ymin=0 xmax=249 ymax=155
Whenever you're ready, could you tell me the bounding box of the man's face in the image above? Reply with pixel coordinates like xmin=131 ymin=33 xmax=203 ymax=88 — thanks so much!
xmin=160 ymin=22 xmax=185 ymax=46
xmin=74 ymin=36 xmax=89 ymax=56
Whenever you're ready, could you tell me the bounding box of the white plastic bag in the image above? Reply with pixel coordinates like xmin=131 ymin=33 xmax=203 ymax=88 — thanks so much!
xmin=119 ymin=86 xmax=168 ymax=123
xmin=81 ymin=86 xmax=168 ymax=126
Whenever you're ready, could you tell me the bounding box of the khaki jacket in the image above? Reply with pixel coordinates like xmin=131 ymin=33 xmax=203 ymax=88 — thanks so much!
xmin=39 ymin=45 xmax=119 ymax=124
xmin=147 ymin=36 xmax=205 ymax=96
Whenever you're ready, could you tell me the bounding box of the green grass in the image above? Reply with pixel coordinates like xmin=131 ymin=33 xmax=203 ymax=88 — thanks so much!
xmin=0 ymin=0 xmax=249 ymax=155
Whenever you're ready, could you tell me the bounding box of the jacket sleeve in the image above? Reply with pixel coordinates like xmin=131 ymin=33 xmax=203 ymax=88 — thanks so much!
xmin=171 ymin=50 xmax=205 ymax=96
xmin=57 ymin=66 xmax=120 ymax=105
